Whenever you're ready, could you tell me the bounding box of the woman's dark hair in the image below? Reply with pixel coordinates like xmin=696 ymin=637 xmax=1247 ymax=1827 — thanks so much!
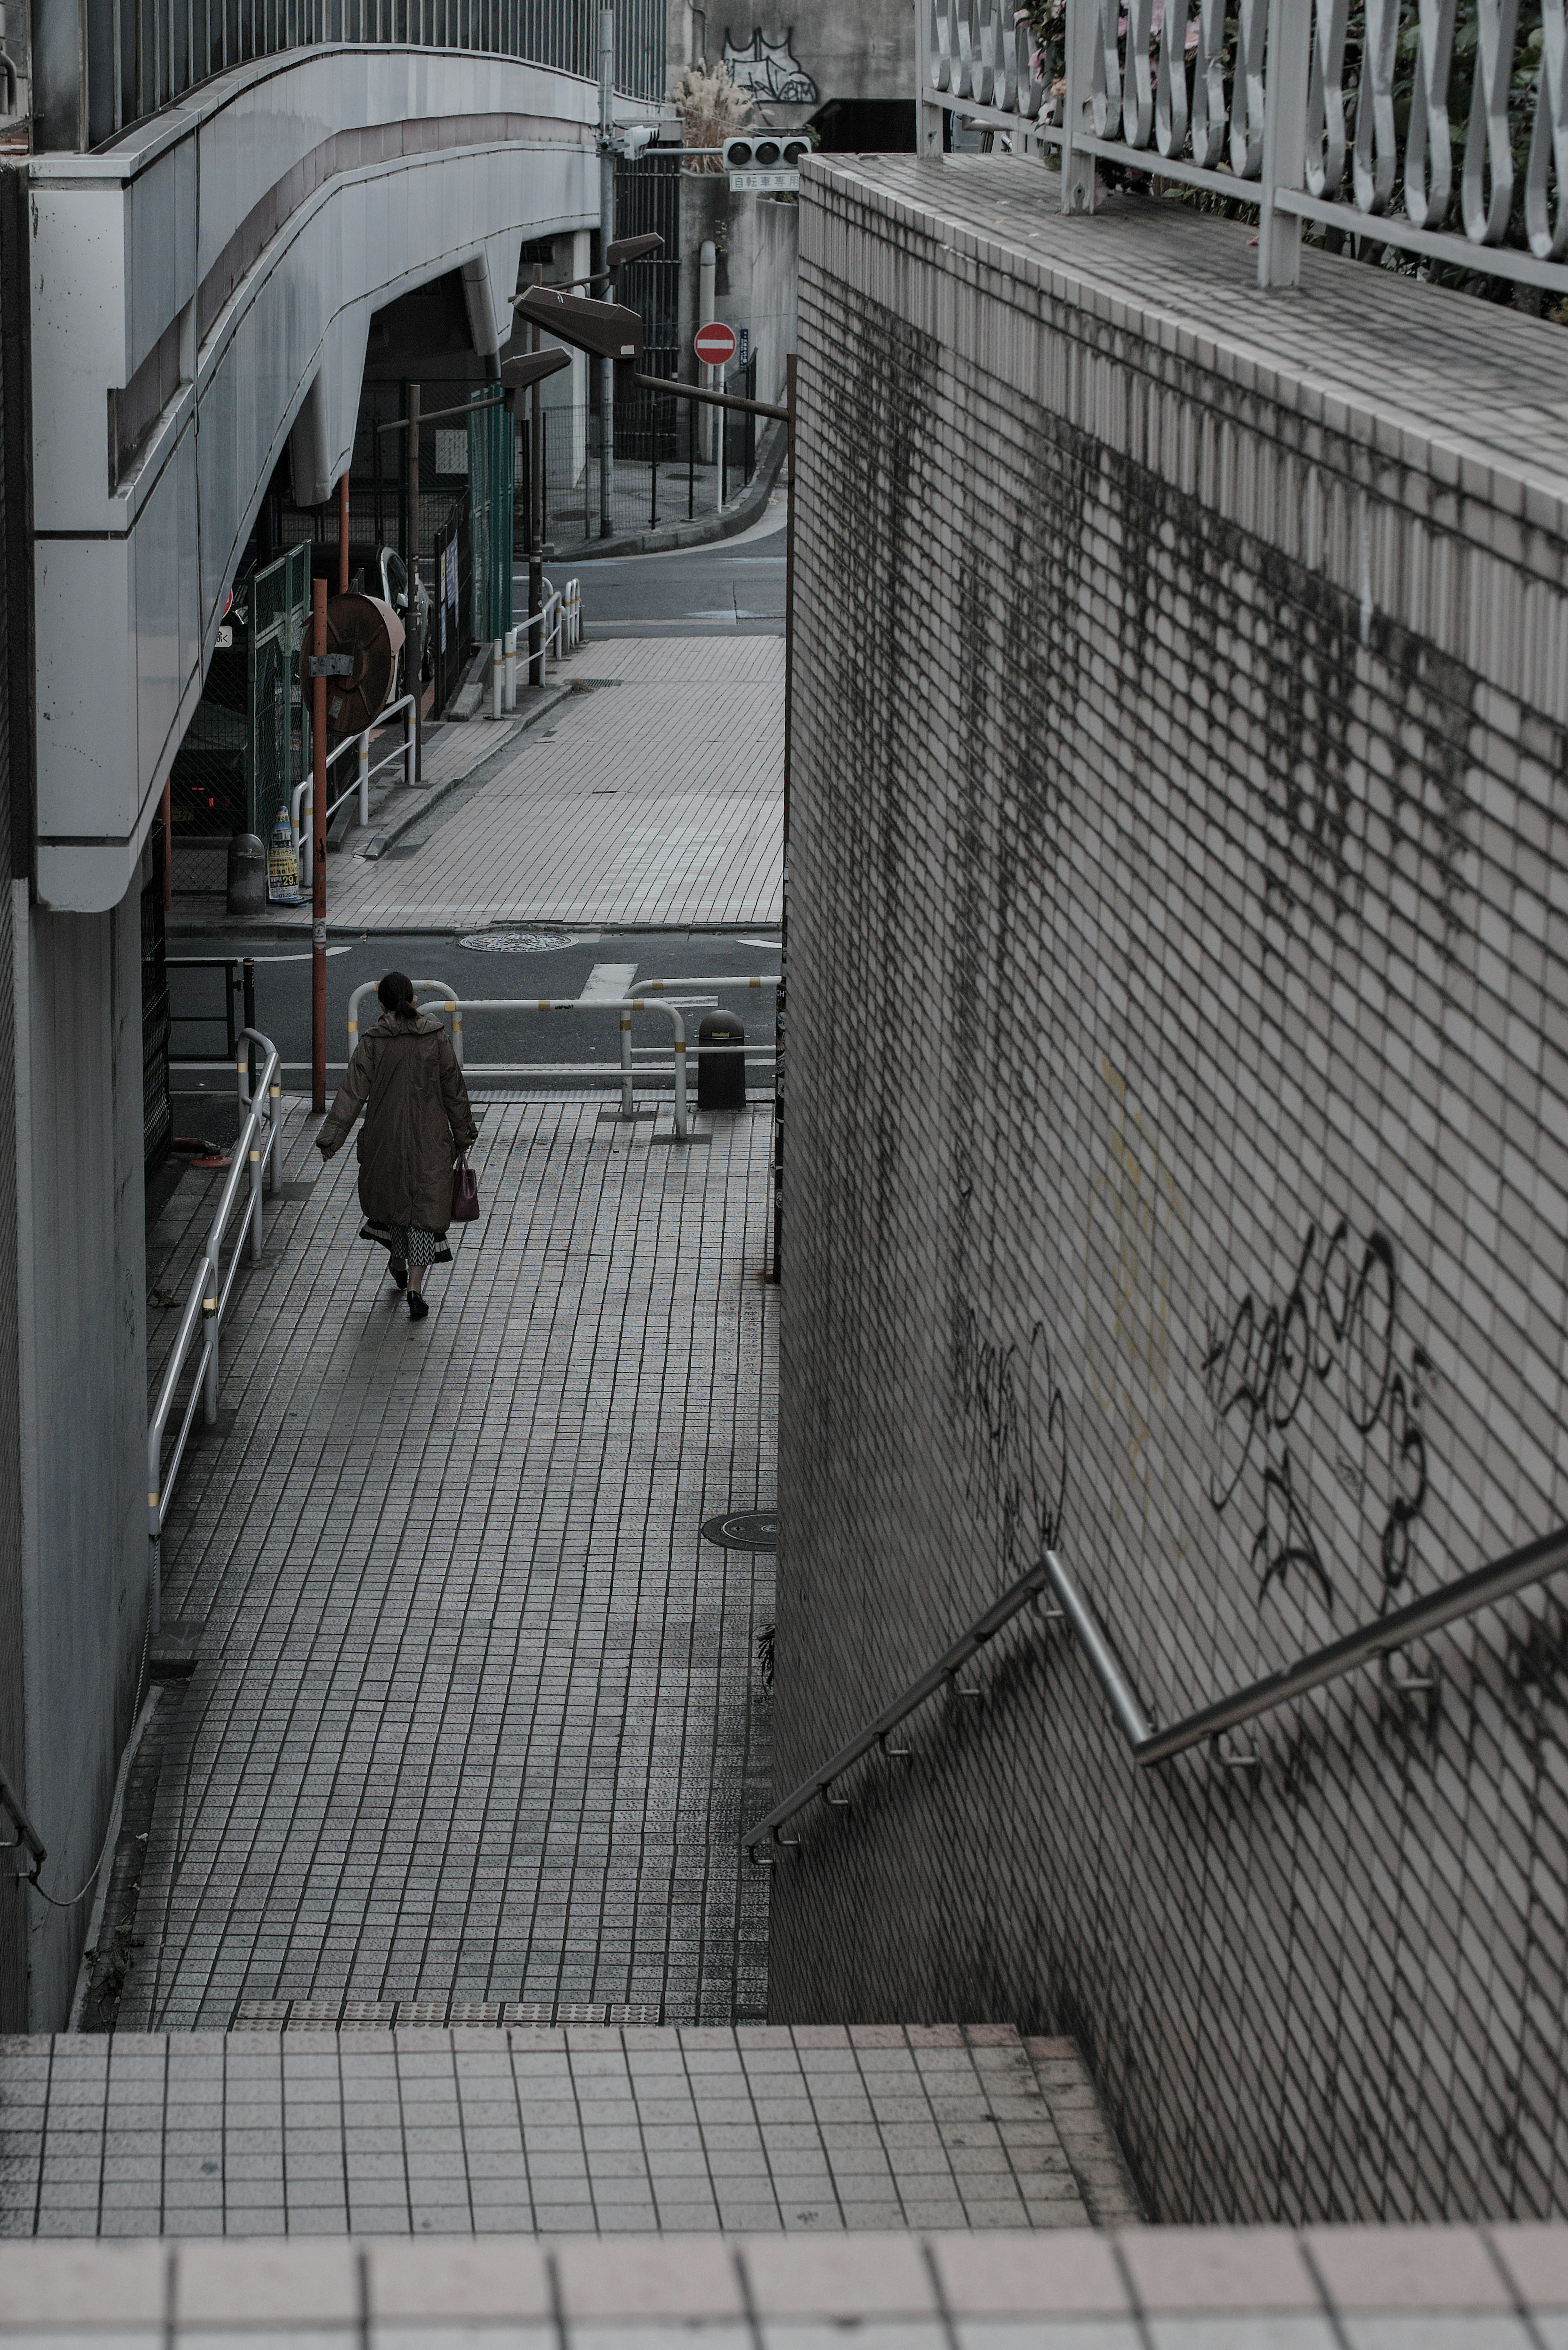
xmin=377 ymin=971 xmax=416 ymax=1013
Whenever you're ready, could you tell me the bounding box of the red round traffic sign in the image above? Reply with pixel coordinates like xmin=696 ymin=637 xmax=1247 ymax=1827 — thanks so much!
xmin=694 ymin=321 xmax=737 ymax=366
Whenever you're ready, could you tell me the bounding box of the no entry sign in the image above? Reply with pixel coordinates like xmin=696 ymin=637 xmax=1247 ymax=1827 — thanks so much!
xmin=694 ymin=321 xmax=737 ymax=367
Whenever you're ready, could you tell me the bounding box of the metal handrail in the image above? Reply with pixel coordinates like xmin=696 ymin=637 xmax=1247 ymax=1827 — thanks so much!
xmin=744 ymin=1525 xmax=1568 ymax=1856
xmin=147 ymin=1028 xmax=283 ymax=1630
xmin=743 ymin=1558 xmax=1054 ymax=1858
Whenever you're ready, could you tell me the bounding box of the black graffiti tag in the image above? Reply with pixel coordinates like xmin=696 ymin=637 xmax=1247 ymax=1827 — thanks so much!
xmin=1202 ymin=1220 xmax=1426 ymax=1611
xmin=954 ymin=1308 xmax=1068 ymax=1572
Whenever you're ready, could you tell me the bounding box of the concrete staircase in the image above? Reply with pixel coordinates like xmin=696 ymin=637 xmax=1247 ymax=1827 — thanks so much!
xmin=0 ymin=2023 xmax=1139 ymax=2239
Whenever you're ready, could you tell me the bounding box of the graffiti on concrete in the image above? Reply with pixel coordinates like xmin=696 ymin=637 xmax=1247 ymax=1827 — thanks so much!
xmin=1085 ymin=1059 xmax=1194 ymax=1553
xmin=1201 ymin=1217 xmax=1430 ymax=1614
xmin=722 ymin=27 xmax=820 ymax=102
xmin=954 ymin=1307 xmax=1068 ymax=1574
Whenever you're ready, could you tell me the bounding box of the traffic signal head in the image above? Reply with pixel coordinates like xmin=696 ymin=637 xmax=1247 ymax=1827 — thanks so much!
xmin=723 ymin=134 xmax=811 ymax=172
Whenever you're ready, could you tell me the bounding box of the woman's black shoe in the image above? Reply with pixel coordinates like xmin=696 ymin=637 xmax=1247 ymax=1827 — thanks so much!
xmin=390 ymin=1262 xmax=408 ymax=1289
xmin=407 ymin=1291 xmax=429 ymax=1320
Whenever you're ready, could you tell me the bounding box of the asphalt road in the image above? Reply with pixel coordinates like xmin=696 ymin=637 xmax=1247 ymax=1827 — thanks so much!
xmin=561 ymin=499 xmax=788 ymax=630
xmin=167 ymin=928 xmax=781 ymax=1133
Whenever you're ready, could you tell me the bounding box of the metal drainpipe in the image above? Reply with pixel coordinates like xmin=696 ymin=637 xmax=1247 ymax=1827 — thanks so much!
xmin=698 ymin=240 xmax=717 ymax=462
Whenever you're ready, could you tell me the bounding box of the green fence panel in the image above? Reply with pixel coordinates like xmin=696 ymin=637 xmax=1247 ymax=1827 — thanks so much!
xmin=247 ymin=544 xmax=309 ymax=841
xmin=467 ymin=389 xmax=514 ymax=646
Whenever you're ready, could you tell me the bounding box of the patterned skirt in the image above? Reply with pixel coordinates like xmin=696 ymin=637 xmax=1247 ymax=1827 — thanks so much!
xmin=360 ymin=1221 xmax=452 ymax=1266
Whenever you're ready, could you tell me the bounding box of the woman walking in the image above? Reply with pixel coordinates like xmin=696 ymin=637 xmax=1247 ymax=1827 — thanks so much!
xmin=317 ymin=972 xmax=478 ymax=1320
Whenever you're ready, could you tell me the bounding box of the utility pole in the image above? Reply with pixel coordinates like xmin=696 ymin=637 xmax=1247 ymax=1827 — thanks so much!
xmin=598 ymin=3 xmax=616 ymax=539
xmin=530 ymin=264 xmax=546 ymax=689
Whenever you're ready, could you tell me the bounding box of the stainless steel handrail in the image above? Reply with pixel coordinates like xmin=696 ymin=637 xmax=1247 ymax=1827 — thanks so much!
xmin=743 ymin=1558 xmax=1055 ymax=1858
xmin=147 ymin=1029 xmax=283 ymax=1632
xmin=744 ymin=1525 xmax=1568 ymax=1857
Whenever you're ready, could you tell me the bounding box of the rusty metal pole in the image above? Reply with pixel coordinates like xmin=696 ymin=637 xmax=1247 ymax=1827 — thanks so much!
xmin=772 ymin=352 xmax=795 ymax=1285
xmin=311 ymin=576 xmax=328 ymax=1115
xmin=338 ymin=470 xmax=350 ymax=595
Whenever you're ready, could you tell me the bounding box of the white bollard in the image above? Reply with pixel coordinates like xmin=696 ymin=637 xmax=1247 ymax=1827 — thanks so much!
xmin=503 ymin=627 xmax=517 ymax=712
xmin=358 ymin=731 xmax=370 ymax=829
xmin=491 ymin=636 xmax=504 ymax=720
xmin=620 ymin=1009 xmax=634 ymax=1117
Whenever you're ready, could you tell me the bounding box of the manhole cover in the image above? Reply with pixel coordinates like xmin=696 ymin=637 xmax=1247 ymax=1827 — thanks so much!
xmin=701 ymin=1510 xmax=778 ymax=1551
xmin=457 ymin=930 xmax=600 ymax=953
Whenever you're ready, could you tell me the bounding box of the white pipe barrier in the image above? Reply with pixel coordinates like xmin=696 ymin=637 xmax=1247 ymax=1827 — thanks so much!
xmin=295 ymin=694 xmax=417 ymax=886
xmin=345 ymin=977 xmax=783 ymax=1140
xmin=146 ymin=1028 xmax=283 ymax=1633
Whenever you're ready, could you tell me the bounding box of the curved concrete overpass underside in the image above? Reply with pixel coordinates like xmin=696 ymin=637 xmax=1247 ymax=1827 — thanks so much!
xmin=29 ymin=46 xmax=604 ymax=911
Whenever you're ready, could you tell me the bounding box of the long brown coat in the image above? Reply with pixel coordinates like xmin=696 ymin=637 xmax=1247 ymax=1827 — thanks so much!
xmin=317 ymin=1008 xmax=477 ymax=1233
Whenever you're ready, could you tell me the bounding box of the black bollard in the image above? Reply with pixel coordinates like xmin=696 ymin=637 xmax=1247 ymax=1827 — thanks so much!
xmin=696 ymin=1009 xmax=748 ymax=1111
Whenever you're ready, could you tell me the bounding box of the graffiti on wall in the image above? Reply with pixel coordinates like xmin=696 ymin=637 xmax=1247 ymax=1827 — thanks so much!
xmin=722 ymin=27 xmax=820 ymax=102
xmin=1085 ymin=1060 xmax=1194 ymax=1554
xmin=953 ymin=1307 xmax=1068 ymax=1575
xmin=1201 ymin=1217 xmax=1431 ymax=1615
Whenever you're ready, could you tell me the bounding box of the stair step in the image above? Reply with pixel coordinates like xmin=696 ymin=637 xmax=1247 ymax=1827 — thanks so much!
xmin=0 ymin=2024 xmax=1140 ymax=2236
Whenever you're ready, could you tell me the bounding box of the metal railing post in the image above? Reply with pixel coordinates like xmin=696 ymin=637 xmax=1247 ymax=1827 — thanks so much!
xmin=201 ymin=1259 xmax=220 ymax=1425
xmin=1257 ymin=0 xmax=1309 ymax=287
xmin=358 ymin=729 xmax=371 ymax=829
xmin=620 ymin=1008 xmax=634 ymax=1117
xmin=249 ymin=1128 xmax=265 ymax=1262
xmin=503 ymin=627 xmax=517 ymax=711
xmin=491 ymin=635 xmax=504 ymax=719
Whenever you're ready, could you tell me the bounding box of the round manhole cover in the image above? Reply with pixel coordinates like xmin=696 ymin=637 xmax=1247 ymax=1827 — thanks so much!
xmin=701 ymin=1510 xmax=778 ymax=1551
xmin=457 ymin=930 xmax=600 ymax=953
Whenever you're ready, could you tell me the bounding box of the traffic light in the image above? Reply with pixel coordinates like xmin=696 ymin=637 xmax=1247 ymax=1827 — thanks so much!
xmin=723 ymin=135 xmax=811 ymax=174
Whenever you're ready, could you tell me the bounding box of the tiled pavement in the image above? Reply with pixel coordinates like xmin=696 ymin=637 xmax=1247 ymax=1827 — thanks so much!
xmin=126 ymin=1093 xmax=776 ymax=2032
xmin=0 ymin=2027 xmax=1135 ymax=2239
xmin=2 ymin=2223 xmax=1567 ymax=2346
xmin=313 ymin=639 xmax=784 ymax=933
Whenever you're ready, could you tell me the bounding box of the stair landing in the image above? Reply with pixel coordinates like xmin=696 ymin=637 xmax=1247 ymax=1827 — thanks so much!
xmin=0 ymin=2023 xmax=1140 ymax=2238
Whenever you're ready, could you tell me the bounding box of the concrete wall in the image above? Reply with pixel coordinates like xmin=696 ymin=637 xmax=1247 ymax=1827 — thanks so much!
xmin=775 ymin=153 xmax=1568 ymax=2223
xmin=680 ymin=176 xmax=797 ymax=403
xmin=15 ymin=878 xmax=148 ymax=2026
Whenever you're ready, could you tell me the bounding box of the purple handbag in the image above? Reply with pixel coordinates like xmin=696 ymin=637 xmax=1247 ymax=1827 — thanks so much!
xmin=450 ymin=1155 xmax=479 ymax=1224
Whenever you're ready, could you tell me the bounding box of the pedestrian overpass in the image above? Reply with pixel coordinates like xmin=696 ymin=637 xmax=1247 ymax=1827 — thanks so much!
xmin=27 ymin=8 xmax=660 ymax=912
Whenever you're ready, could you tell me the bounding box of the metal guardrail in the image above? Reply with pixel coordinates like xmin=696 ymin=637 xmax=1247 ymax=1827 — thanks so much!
xmin=294 ymin=693 xmax=417 ymax=887
xmin=921 ymin=0 xmax=1568 ymax=300
xmin=147 ymin=1028 xmax=283 ymax=1631
xmin=744 ymin=1524 xmax=1568 ymax=1858
xmin=345 ymin=974 xmax=780 ymax=1142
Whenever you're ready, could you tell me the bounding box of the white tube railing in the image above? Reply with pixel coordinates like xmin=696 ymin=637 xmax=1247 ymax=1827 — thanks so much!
xmin=345 ymin=978 xmax=782 ymax=1139
xmin=294 ymin=694 xmax=417 ymax=886
xmin=921 ymin=0 xmax=1568 ymax=298
xmin=147 ymin=1028 xmax=283 ymax=1632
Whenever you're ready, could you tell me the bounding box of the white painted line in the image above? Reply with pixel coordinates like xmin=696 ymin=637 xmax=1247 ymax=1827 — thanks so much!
xmin=576 ymin=961 xmax=639 ymax=1005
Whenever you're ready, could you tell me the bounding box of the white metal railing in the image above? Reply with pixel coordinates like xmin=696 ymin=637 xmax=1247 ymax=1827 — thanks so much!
xmin=294 ymin=693 xmax=416 ymax=887
xmin=345 ymin=974 xmax=779 ymax=1144
xmin=920 ymin=0 xmax=1568 ymax=295
xmin=146 ymin=1028 xmax=284 ymax=1630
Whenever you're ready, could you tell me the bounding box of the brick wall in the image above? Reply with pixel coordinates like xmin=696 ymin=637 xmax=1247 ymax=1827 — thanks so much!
xmin=773 ymin=153 xmax=1568 ymax=2224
